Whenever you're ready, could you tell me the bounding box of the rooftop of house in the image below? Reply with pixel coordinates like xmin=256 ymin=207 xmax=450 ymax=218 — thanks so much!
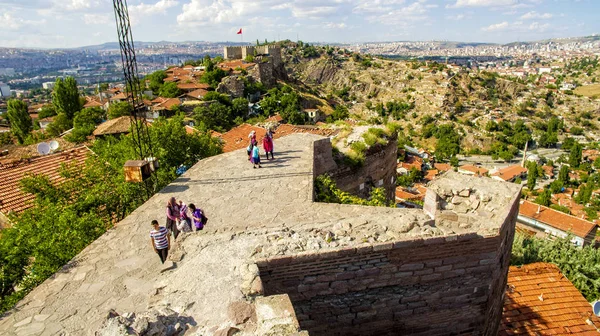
xmin=153 ymin=98 xmax=181 ymax=111
xmin=0 ymin=146 xmax=91 ymax=217
xmin=0 ymin=137 xmax=78 ymax=165
xmin=93 ymin=116 xmax=134 ymax=136
xmin=177 ymin=83 xmax=210 ymax=91
xmin=184 ymin=88 xmax=210 ymax=100
xmin=459 ymin=164 xmax=489 ymax=175
xmin=0 ymin=134 xmax=522 ymax=335
xmin=519 ymin=200 xmax=596 ymax=238
xmin=500 ymin=262 xmax=600 ymax=335
xmin=433 ymin=163 xmax=452 ymax=172
xmin=492 ymin=165 xmax=528 ymax=181
xmin=541 ymin=165 xmax=554 ymax=178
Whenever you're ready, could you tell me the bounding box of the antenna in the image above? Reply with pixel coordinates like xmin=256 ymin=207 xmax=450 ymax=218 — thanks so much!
xmin=49 ymin=140 xmax=60 ymax=152
xmin=37 ymin=142 xmax=51 ymax=155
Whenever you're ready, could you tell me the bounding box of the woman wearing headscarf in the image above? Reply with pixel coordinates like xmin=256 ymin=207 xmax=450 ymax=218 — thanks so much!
xmin=166 ymin=197 xmax=181 ymax=239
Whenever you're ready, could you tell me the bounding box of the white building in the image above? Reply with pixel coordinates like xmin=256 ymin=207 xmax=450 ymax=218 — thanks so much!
xmin=0 ymin=83 xmax=11 ymax=97
xmin=42 ymin=82 xmax=55 ymax=90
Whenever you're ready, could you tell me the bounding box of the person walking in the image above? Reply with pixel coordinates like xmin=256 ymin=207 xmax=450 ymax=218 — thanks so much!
xmin=251 ymin=143 xmax=262 ymax=168
xmin=249 ymin=130 xmax=257 ymax=146
xmin=150 ymin=220 xmax=170 ymax=264
xmin=177 ymin=201 xmax=193 ymax=233
xmin=166 ymin=197 xmax=181 ymax=239
xmin=189 ymin=203 xmax=207 ymax=231
xmin=263 ymin=135 xmax=274 ymax=160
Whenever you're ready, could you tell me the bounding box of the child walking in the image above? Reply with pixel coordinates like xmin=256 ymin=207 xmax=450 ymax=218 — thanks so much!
xmin=251 ymin=143 xmax=262 ymax=168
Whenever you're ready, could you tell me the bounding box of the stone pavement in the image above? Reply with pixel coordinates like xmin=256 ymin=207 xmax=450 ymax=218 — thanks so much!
xmin=0 ymin=134 xmax=519 ymax=335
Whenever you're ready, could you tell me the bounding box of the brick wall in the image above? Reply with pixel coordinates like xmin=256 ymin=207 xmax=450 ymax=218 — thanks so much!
xmin=256 ymin=196 xmax=519 ymax=336
xmin=312 ymin=136 xmax=398 ymax=202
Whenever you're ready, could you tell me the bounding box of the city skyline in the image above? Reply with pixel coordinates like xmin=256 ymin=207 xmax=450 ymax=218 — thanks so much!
xmin=0 ymin=0 xmax=599 ymax=49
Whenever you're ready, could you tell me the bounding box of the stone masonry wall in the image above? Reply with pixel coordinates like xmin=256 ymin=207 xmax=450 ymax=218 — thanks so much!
xmin=256 ymin=225 xmax=514 ymax=336
xmin=313 ymin=136 xmax=398 ymax=202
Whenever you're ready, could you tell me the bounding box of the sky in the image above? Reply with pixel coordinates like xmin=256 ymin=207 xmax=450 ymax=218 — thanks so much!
xmin=0 ymin=0 xmax=599 ymax=49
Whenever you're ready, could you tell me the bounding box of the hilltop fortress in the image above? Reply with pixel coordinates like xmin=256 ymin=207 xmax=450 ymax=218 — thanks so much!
xmin=0 ymin=134 xmax=521 ymax=336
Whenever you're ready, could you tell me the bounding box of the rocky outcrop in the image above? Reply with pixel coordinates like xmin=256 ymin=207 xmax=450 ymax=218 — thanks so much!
xmin=217 ymin=76 xmax=245 ymax=98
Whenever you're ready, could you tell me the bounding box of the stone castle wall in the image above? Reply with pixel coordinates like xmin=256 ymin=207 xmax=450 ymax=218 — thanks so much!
xmin=255 ymin=193 xmax=520 ymax=336
xmin=313 ymin=136 xmax=398 ymax=202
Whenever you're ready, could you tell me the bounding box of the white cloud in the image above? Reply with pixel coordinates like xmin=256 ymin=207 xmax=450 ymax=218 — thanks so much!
xmin=353 ymin=0 xmax=406 ymax=14
xmin=446 ymin=14 xmax=465 ymax=20
xmin=1 ymin=11 xmax=46 ymax=30
xmin=481 ymin=20 xmax=551 ymax=33
xmin=324 ymin=22 xmax=347 ymax=29
xmin=52 ymin=0 xmax=100 ymax=11
xmin=520 ymin=11 xmax=553 ymax=20
xmin=482 ymin=21 xmax=509 ymax=32
xmin=130 ymin=0 xmax=179 ymax=16
xmin=83 ymin=13 xmax=110 ymax=25
xmin=448 ymin=0 xmax=516 ymax=8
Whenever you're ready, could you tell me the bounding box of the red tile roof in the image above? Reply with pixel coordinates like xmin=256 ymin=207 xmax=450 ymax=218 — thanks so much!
xmin=395 ymin=187 xmax=424 ymax=201
xmin=424 ymin=169 xmax=439 ymax=181
xmin=459 ymin=164 xmax=488 ymax=175
xmin=219 ymin=124 xmax=267 ymax=153
xmin=266 ymin=114 xmax=283 ymax=123
xmin=519 ymin=200 xmax=596 ymax=238
xmin=500 ymin=262 xmax=600 ymax=335
xmin=434 ymin=163 xmax=452 ymax=172
xmin=0 ymin=147 xmax=91 ymax=215
xmin=93 ymin=116 xmax=133 ymax=136
xmin=153 ymin=98 xmax=181 ymax=110
xmin=541 ymin=165 xmax=554 ymax=178
xmin=177 ymin=83 xmax=210 ymax=91
xmin=185 ymin=125 xmax=200 ymax=135
xmin=492 ymin=165 xmax=528 ymax=181
xmin=185 ymin=89 xmax=209 ymax=100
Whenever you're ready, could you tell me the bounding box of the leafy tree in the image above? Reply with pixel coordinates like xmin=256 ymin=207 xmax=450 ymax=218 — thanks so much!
xmin=146 ymin=70 xmax=167 ymax=94
xmin=568 ymin=142 xmax=582 ymax=168
xmin=397 ymin=167 xmax=423 ymax=187
xmin=558 ymin=165 xmax=570 ymax=185
xmin=158 ymin=82 xmax=182 ymax=98
xmin=281 ymin=105 xmax=305 ymax=125
xmin=52 ymin=77 xmax=81 ymax=119
xmin=231 ymin=97 xmax=249 ymax=119
xmin=260 ymin=96 xmax=279 ymax=116
xmin=562 ymin=137 xmax=576 ymax=151
xmin=450 ymin=156 xmax=459 ymax=167
xmin=193 ymin=102 xmax=232 ymax=132
xmin=108 ymin=101 xmax=133 ymax=120
xmin=65 ymin=107 xmax=104 ymax=143
xmin=434 ymin=124 xmax=461 ymax=160
xmin=203 ymin=91 xmax=231 ymax=105
xmin=201 ymin=68 xmax=228 ymax=88
xmin=46 ymin=113 xmax=73 ymax=137
xmin=38 ymin=105 xmax=57 ymax=120
xmin=534 ymin=189 xmax=552 ymax=206
xmin=6 ymin=99 xmax=32 ymax=144
xmin=330 ymin=105 xmax=349 ymax=122
xmin=527 ymin=162 xmax=539 ymax=190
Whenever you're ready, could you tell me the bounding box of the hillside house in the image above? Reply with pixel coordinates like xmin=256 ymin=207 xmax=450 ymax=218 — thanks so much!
xmin=458 ymin=164 xmax=488 ymax=176
xmin=517 ymin=200 xmax=597 ymax=247
xmin=0 ymin=147 xmax=91 ymax=228
xmin=491 ymin=165 xmax=528 ymax=182
xmin=500 ymin=263 xmax=600 ymax=335
xmin=93 ymin=116 xmax=135 ymax=139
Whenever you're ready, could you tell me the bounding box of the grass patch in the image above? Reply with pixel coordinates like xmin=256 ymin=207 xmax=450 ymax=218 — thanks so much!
xmin=574 ymin=84 xmax=600 ymax=97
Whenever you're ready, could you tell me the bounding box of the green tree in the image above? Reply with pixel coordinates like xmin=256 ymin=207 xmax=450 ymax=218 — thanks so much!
xmin=38 ymin=105 xmax=57 ymax=120
xmin=146 ymin=70 xmax=167 ymax=94
xmin=569 ymin=142 xmax=582 ymax=168
xmin=231 ymin=97 xmax=249 ymax=119
xmin=65 ymin=107 xmax=105 ymax=143
xmin=193 ymin=102 xmax=232 ymax=132
xmin=527 ymin=162 xmax=539 ymax=190
xmin=330 ymin=105 xmax=349 ymax=121
xmin=52 ymin=77 xmax=81 ymax=119
xmin=558 ymin=165 xmax=570 ymax=185
xmin=108 ymin=101 xmax=133 ymax=120
xmin=534 ymin=189 xmax=552 ymax=206
xmin=6 ymin=99 xmax=32 ymax=144
xmin=450 ymin=156 xmax=459 ymax=167
xmin=46 ymin=113 xmax=73 ymax=137
xmin=434 ymin=124 xmax=461 ymax=160
xmin=158 ymin=82 xmax=182 ymax=98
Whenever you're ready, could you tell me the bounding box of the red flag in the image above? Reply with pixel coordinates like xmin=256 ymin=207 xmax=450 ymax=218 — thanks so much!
xmin=237 ymin=28 xmax=242 ymax=35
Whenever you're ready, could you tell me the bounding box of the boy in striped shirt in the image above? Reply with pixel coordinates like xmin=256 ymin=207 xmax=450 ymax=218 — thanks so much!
xmin=150 ymin=220 xmax=170 ymax=264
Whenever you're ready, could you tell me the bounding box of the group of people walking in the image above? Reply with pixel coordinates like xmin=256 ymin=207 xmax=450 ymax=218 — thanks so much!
xmin=247 ymin=128 xmax=275 ymax=168
xmin=149 ymin=129 xmax=277 ymax=265
xmin=149 ymin=197 xmax=207 ymax=264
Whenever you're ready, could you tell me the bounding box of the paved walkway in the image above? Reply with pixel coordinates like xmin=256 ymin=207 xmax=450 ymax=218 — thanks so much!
xmin=0 ymin=133 xmax=516 ymax=335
